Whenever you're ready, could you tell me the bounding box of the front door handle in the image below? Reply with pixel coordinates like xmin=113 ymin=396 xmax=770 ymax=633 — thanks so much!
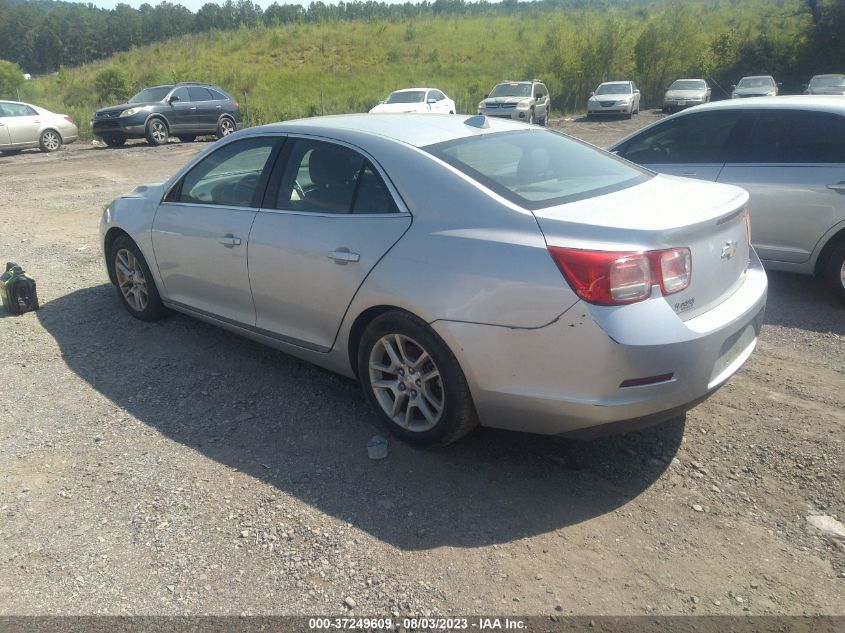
xmin=328 ymin=249 xmax=360 ymax=264
xmin=189 ymin=107 xmax=197 ymax=110
xmin=219 ymin=235 xmax=242 ymax=246
xmin=827 ymin=181 xmax=845 ymax=192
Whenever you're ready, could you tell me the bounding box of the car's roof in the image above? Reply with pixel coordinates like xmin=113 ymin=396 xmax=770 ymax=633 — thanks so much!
xmin=599 ymin=81 xmax=632 ymax=85
xmin=391 ymin=87 xmax=438 ymax=92
xmin=739 ymin=75 xmax=775 ymax=80
xmin=245 ymin=113 xmax=535 ymax=148
xmin=497 ymin=80 xmax=539 ymax=85
xmin=671 ymin=78 xmax=706 ymax=82
xmin=811 ymin=73 xmax=845 ymax=78
xmin=675 ymin=95 xmax=845 ymax=114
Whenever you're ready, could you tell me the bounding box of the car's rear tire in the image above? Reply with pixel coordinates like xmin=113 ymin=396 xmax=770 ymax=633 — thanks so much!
xmin=216 ymin=117 xmax=236 ymax=139
xmin=358 ymin=311 xmax=478 ymax=447
xmin=177 ymin=135 xmax=196 ymax=143
xmin=38 ymin=129 xmax=62 ymax=153
xmin=145 ymin=118 xmax=168 ymax=146
xmin=103 ymin=135 xmax=126 ymax=148
xmin=825 ymin=241 xmax=845 ymax=302
xmin=109 ymin=235 xmax=168 ymax=321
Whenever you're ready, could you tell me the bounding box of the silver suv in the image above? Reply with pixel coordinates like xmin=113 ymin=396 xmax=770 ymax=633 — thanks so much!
xmin=478 ymin=80 xmax=550 ymax=126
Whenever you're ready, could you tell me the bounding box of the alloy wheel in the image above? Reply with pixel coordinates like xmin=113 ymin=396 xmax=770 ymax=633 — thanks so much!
xmin=114 ymin=248 xmax=149 ymax=312
xmin=220 ymin=119 xmax=235 ymax=136
xmin=149 ymin=121 xmax=167 ymax=144
xmin=840 ymin=259 xmax=845 ymax=290
xmin=42 ymin=131 xmax=60 ymax=151
xmin=368 ymin=333 xmax=444 ymax=432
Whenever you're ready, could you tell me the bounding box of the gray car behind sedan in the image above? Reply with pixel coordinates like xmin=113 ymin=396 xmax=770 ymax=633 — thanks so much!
xmin=101 ymin=114 xmax=766 ymax=445
xmin=663 ymin=79 xmax=711 ymax=113
xmin=609 ymin=96 xmax=845 ymax=301
xmin=0 ymin=100 xmax=78 ymax=154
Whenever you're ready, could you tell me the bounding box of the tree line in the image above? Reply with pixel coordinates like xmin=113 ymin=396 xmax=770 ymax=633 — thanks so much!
xmin=3 ymin=0 xmax=619 ymax=74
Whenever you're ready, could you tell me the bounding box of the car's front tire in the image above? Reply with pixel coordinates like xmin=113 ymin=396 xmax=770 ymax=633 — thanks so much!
xmin=38 ymin=129 xmax=62 ymax=152
xmin=103 ymin=135 xmax=126 ymax=148
xmin=358 ymin=311 xmax=478 ymax=447
xmin=110 ymin=235 xmax=168 ymax=321
xmin=825 ymin=240 xmax=845 ymax=302
xmin=145 ymin=118 xmax=169 ymax=146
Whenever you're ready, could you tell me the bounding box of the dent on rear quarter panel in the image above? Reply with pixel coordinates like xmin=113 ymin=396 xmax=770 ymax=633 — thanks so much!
xmin=349 ymin=142 xmax=580 ymax=329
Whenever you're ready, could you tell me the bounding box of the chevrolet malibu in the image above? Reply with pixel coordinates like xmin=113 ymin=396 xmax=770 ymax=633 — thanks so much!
xmin=100 ymin=114 xmax=767 ymax=446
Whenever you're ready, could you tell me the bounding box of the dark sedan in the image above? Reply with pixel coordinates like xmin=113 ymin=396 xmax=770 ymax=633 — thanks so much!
xmin=92 ymin=82 xmax=242 ymax=147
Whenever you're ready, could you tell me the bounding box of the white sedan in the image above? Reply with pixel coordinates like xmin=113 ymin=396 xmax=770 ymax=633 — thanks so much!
xmin=369 ymin=88 xmax=456 ymax=115
xmin=0 ymin=100 xmax=78 ymax=154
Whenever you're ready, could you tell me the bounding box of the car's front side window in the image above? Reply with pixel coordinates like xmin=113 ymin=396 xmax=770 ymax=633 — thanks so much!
xmin=168 ymin=137 xmax=277 ymax=207
xmin=620 ymin=111 xmax=743 ymax=164
xmin=170 ymin=87 xmax=190 ymax=103
xmin=275 ymin=139 xmax=398 ymax=214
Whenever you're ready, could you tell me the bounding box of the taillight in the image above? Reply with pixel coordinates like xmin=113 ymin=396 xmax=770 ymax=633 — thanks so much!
xmin=548 ymin=247 xmax=691 ymax=306
xmin=64 ymin=116 xmax=73 ymax=124
xmin=232 ymin=101 xmax=240 ymax=109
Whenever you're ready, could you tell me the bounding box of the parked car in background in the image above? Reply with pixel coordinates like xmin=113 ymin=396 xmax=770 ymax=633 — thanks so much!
xmin=805 ymin=74 xmax=845 ymax=95
xmin=100 ymin=114 xmax=766 ymax=446
xmin=663 ymin=79 xmax=711 ymax=112
xmin=369 ymin=88 xmax=456 ymax=114
xmin=731 ymin=75 xmax=779 ymax=98
xmin=92 ymin=82 xmax=242 ymax=148
xmin=478 ymin=80 xmax=550 ymax=125
xmin=0 ymin=100 xmax=77 ymax=154
xmin=609 ymin=96 xmax=845 ymax=301
xmin=587 ymin=81 xmax=640 ymax=118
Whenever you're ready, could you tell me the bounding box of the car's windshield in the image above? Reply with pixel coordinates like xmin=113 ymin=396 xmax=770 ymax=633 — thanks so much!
xmin=596 ymin=83 xmax=631 ymax=95
xmin=128 ymin=87 xmax=172 ymax=103
xmin=385 ymin=90 xmax=426 ymax=104
xmin=489 ymin=83 xmax=532 ymax=98
xmin=737 ymin=77 xmax=774 ymax=88
xmin=425 ymin=130 xmax=650 ymax=210
xmin=669 ymin=80 xmax=706 ymax=91
xmin=809 ymin=75 xmax=845 ymax=88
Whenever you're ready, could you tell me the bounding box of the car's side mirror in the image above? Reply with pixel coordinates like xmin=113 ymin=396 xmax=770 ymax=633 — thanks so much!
xmin=378 ymin=100 xmax=385 ymax=104
xmin=731 ymin=84 xmax=736 ymax=89
xmin=635 ymin=89 xmax=640 ymax=94
xmin=483 ymin=94 xmax=488 ymax=99
xmin=777 ymin=82 xmax=783 ymax=87
xmin=168 ymin=95 xmax=180 ymax=103
xmin=589 ymin=91 xmax=595 ymax=96
xmin=427 ymin=98 xmax=437 ymax=104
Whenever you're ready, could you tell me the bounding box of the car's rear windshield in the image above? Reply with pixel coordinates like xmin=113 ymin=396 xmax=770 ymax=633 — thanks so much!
xmin=489 ymin=83 xmax=532 ymax=98
xmin=737 ymin=77 xmax=774 ymax=88
xmin=386 ymin=91 xmax=425 ymax=104
xmin=424 ymin=130 xmax=651 ymax=210
xmin=129 ymin=87 xmax=172 ymax=103
xmin=670 ymin=80 xmax=706 ymax=90
xmin=810 ymin=75 xmax=845 ymax=87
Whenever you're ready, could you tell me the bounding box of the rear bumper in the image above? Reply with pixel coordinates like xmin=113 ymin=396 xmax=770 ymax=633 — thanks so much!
xmin=432 ymin=250 xmax=767 ymax=437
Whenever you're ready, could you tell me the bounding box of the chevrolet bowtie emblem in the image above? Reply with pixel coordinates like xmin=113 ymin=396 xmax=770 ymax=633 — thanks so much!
xmin=721 ymin=240 xmax=737 ymax=260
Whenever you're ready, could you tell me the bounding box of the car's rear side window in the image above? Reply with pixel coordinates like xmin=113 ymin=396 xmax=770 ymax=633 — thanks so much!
xmin=738 ymin=110 xmax=845 ymax=164
xmin=188 ymin=87 xmax=214 ymax=102
xmin=620 ymin=111 xmax=743 ymax=164
xmin=209 ymin=89 xmax=229 ymax=101
xmin=425 ymin=130 xmax=650 ymax=209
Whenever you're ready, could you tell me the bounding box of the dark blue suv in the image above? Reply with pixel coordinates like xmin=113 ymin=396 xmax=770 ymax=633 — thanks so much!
xmin=92 ymin=82 xmax=242 ymax=147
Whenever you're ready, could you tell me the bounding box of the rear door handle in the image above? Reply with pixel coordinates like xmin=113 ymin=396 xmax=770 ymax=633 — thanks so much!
xmin=827 ymin=181 xmax=845 ymax=192
xmin=216 ymin=105 xmax=223 ymax=109
xmin=189 ymin=107 xmax=197 ymax=110
xmin=328 ymin=249 xmax=360 ymax=263
xmin=219 ymin=235 xmax=242 ymax=246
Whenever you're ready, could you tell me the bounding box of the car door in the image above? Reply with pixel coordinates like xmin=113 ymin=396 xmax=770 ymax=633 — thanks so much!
xmin=616 ymin=110 xmax=744 ymax=181
xmin=248 ymin=137 xmax=412 ymax=351
xmin=3 ymin=102 xmax=41 ymax=147
xmin=152 ymin=136 xmax=279 ymax=324
xmin=0 ymin=104 xmax=12 ymax=147
xmin=717 ymin=109 xmax=845 ymax=264
xmin=187 ymin=86 xmax=217 ymax=132
xmin=165 ymin=87 xmax=194 ymax=133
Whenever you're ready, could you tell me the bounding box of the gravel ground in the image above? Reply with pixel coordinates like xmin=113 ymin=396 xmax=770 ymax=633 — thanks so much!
xmin=1 ymin=113 xmax=843 ymax=616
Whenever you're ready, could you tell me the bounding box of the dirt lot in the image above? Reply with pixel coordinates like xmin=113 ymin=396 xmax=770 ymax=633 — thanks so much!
xmin=1 ymin=111 xmax=843 ymax=617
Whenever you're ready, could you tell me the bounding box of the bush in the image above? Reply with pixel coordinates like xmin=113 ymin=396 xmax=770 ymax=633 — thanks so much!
xmin=0 ymin=59 xmax=24 ymax=99
xmin=94 ymin=67 xmax=131 ymax=103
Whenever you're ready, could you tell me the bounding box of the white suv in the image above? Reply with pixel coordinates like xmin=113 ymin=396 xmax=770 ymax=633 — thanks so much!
xmin=477 ymin=80 xmax=550 ymax=126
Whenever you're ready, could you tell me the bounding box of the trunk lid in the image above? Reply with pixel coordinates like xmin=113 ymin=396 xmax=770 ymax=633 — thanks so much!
xmin=534 ymin=174 xmax=751 ymax=320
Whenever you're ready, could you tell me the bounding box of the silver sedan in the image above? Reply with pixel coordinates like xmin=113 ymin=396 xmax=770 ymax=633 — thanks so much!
xmin=100 ymin=114 xmax=767 ymax=445
xmin=0 ymin=100 xmax=78 ymax=154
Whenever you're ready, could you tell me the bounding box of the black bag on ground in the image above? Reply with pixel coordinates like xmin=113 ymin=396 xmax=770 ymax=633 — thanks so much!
xmin=0 ymin=262 xmax=39 ymax=314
